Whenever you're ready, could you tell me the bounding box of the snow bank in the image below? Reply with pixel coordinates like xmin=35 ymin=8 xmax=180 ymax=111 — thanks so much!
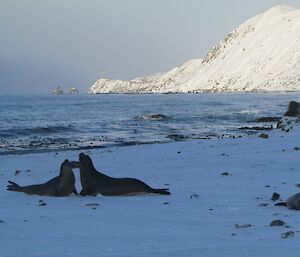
xmin=90 ymin=5 xmax=300 ymax=93
xmin=1 ymin=122 xmax=300 ymax=256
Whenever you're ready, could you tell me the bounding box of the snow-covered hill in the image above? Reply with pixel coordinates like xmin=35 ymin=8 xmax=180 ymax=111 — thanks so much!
xmin=90 ymin=5 xmax=300 ymax=94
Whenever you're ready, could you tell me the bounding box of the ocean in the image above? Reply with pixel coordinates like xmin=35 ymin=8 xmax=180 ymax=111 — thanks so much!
xmin=0 ymin=92 xmax=299 ymax=155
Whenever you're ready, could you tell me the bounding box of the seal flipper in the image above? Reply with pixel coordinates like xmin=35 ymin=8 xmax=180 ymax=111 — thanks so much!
xmin=149 ymin=188 xmax=171 ymax=195
xmin=80 ymin=188 xmax=97 ymax=196
xmin=80 ymin=188 xmax=87 ymax=196
xmin=73 ymin=188 xmax=78 ymax=195
xmin=275 ymin=202 xmax=287 ymax=206
xmin=7 ymin=181 xmax=23 ymax=192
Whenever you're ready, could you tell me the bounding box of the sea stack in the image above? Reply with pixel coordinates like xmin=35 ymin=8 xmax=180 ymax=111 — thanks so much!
xmin=53 ymin=86 xmax=64 ymax=95
xmin=68 ymin=87 xmax=79 ymax=94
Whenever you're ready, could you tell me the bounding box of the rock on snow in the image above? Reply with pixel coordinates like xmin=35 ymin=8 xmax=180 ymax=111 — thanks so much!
xmin=90 ymin=5 xmax=300 ymax=94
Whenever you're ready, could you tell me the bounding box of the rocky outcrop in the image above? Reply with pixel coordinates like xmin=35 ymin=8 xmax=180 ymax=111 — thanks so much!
xmin=53 ymin=86 xmax=64 ymax=95
xmin=276 ymin=101 xmax=300 ymax=131
xmin=68 ymin=87 xmax=79 ymax=94
xmin=284 ymin=101 xmax=300 ymax=117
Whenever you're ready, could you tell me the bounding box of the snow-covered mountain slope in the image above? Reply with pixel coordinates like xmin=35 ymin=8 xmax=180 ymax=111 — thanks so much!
xmin=90 ymin=5 xmax=300 ymax=94
xmin=90 ymin=59 xmax=203 ymax=93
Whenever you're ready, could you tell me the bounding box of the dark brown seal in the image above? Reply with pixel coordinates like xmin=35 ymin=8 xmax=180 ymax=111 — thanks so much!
xmin=79 ymin=153 xmax=171 ymax=196
xmin=7 ymin=160 xmax=77 ymax=196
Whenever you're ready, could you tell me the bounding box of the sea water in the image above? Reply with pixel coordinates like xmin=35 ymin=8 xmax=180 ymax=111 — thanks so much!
xmin=0 ymin=92 xmax=299 ymax=155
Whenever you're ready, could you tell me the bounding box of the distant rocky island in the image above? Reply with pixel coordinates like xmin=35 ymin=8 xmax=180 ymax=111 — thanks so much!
xmin=68 ymin=87 xmax=79 ymax=94
xmin=53 ymin=86 xmax=64 ymax=95
xmin=89 ymin=5 xmax=300 ymax=94
xmin=53 ymin=87 xmax=79 ymax=94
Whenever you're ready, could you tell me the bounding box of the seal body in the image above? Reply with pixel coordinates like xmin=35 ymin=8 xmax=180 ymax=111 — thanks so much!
xmin=7 ymin=160 xmax=77 ymax=197
xmin=79 ymin=153 xmax=170 ymax=196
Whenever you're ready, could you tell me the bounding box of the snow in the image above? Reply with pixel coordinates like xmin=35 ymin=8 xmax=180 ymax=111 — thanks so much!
xmin=90 ymin=5 xmax=300 ymax=94
xmin=1 ymin=121 xmax=300 ymax=257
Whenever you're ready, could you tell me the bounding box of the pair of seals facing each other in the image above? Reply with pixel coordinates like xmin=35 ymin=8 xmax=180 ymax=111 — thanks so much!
xmin=77 ymin=153 xmax=171 ymax=196
xmin=7 ymin=160 xmax=77 ymax=197
xmin=275 ymin=193 xmax=300 ymax=210
xmin=7 ymin=153 xmax=171 ymax=197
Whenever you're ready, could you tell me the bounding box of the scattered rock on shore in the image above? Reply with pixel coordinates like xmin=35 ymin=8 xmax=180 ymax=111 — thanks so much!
xmin=167 ymin=134 xmax=187 ymax=141
xmin=239 ymin=126 xmax=273 ymax=131
xmin=259 ymin=133 xmax=269 ymax=139
xmin=270 ymin=220 xmax=285 ymax=227
xmin=235 ymin=224 xmax=252 ymax=229
xmin=281 ymin=231 xmax=294 ymax=239
xmin=271 ymin=192 xmax=280 ymax=201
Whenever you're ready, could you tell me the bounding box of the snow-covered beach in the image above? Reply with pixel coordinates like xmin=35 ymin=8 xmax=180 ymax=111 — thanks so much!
xmin=1 ymin=117 xmax=300 ymax=257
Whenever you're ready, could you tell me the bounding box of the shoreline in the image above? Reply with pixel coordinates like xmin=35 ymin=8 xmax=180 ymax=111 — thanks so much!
xmin=0 ymin=129 xmax=270 ymax=157
xmin=90 ymin=89 xmax=300 ymax=95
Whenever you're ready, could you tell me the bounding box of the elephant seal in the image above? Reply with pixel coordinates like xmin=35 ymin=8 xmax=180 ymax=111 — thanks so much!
xmin=79 ymin=153 xmax=171 ymax=196
xmin=7 ymin=160 xmax=77 ymax=196
xmin=275 ymin=193 xmax=300 ymax=210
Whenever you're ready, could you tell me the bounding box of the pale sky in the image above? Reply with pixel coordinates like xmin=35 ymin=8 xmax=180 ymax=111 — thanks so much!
xmin=1 ymin=0 xmax=300 ymax=94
